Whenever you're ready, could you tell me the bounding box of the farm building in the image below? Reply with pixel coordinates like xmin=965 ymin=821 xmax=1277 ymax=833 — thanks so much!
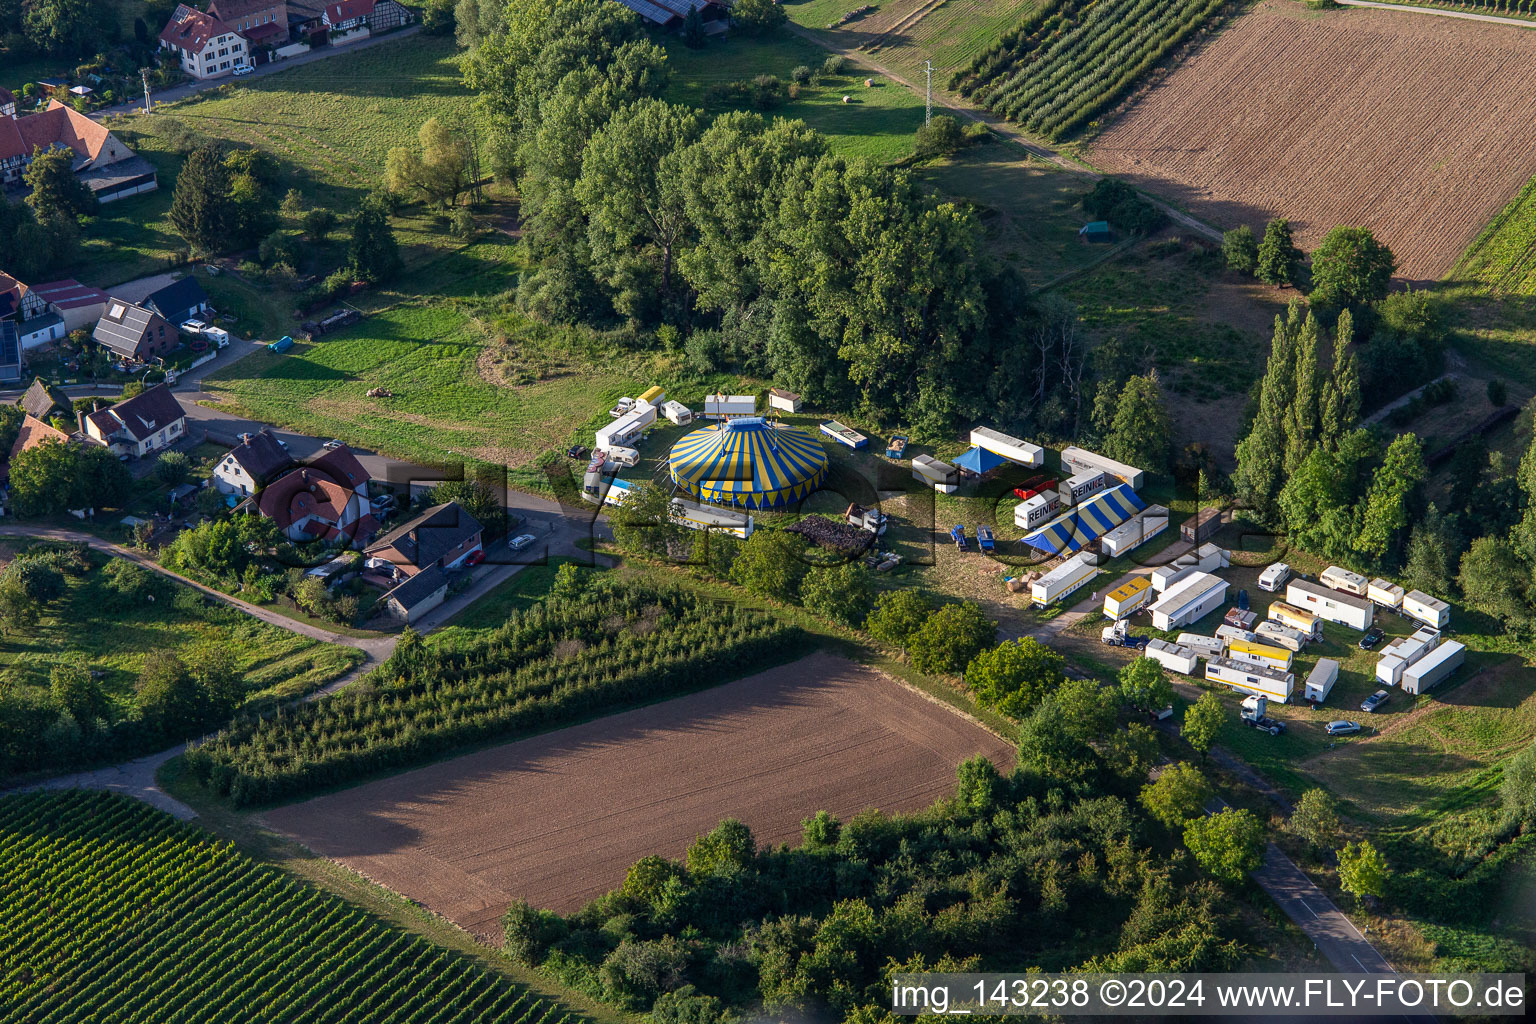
xmin=1368 ymin=578 xmax=1404 ymax=610
xmin=1320 ymin=565 xmax=1370 ymax=597
xmin=1402 ymin=640 xmax=1465 ymax=695
xmin=615 ymin=0 xmax=727 ymax=32
xmin=911 ymin=454 xmax=958 ymax=493
xmin=1287 ymin=579 xmax=1374 ymax=631
xmin=1031 ymin=552 xmax=1099 ymax=606
xmin=1147 ymin=571 xmax=1227 ymax=631
xmin=1181 ymin=506 xmax=1222 ymax=544
xmin=1226 ymin=638 xmax=1294 ymax=674
xmin=1304 ymin=659 xmax=1339 ymax=703
xmin=768 ymin=388 xmax=802 ymax=413
xmin=969 ymin=426 xmax=1044 ymax=468
xmin=668 ymin=417 xmax=827 ymax=509
xmin=1103 ymin=576 xmax=1153 ymax=619
xmin=1206 ymin=656 xmax=1294 ymax=703
xmin=1145 ymin=638 xmax=1199 ymax=675
xmin=1402 ymin=590 xmax=1451 ymax=629
xmin=1020 ymin=484 xmax=1146 ymax=557
xmin=1060 ymin=445 xmax=1144 ymax=489
xmin=1058 ymin=469 xmax=1108 ymax=505
xmin=1100 ymin=504 xmax=1168 ymax=557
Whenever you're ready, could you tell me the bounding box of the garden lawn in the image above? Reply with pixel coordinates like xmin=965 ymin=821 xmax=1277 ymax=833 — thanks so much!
xmin=0 ymin=548 xmax=362 ymax=717
xmin=66 ymin=32 xmax=473 ymax=288
xmin=662 ymin=32 xmax=927 ymax=163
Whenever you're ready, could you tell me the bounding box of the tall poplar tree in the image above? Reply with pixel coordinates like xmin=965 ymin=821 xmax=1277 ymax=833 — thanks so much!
xmin=1354 ymin=433 xmax=1426 ymax=563
xmin=1318 ymin=309 xmax=1361 ymax=449
xmin=1283 ymin=310 xmax=1321 ymax=474
xmin=1234 ymin=301 xmax=1302 ymax=519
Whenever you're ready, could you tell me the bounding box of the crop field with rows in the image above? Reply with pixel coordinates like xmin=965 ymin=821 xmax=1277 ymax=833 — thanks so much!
xmin=185 ymin=584 xmax=802 ymax=806
xmin=1454 ymin=174 xmax=1536 ymax=296
xmin=0 ymin=790 xmax=575 ymax=1024
xmin=952 ymin=0 xmax=1233 ymax=139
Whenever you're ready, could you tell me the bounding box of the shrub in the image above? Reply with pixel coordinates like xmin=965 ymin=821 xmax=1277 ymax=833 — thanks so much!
xmin=914 ymin=114 xmax=965 ymax=159
xmin=865 ymin=589 xmax=931 ymax=649
xmin=790 ymin=65 xmax=812 ymax=85
xmin=800 ymin=562 xmax=871 ymax=626
xmin=908 ymin=601 xmax=996 ymax=676
xmin=1082 ymin=178 xmax=1165 ymax=235
xmin=821 ymin=54 xmax=849 ymax=77
xmin=729 ymin=531 xmax=807 ymax=603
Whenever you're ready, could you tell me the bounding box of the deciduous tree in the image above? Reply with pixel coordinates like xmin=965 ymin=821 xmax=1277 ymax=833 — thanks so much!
xmin=1183 ymin=809 xmax=1264 ymax=883
xmin=1309 ymin=226 xmax=1396 ymax=308
xmin=1139 ymin=763 xmax=1212 ymax=829
xmin=1181 ymin=691 xmax=1225 ymax=759
xmin=1353 ymin=433 xmax=1425 ymax=563
xmin=1117 ymin=656 xmax=1174 ymax=714
xmin=729 ymin=530 xmax=808 ymax=603
xmin=1104 ymin=371 xmax=1171 ymax=473
xmin=23 ymin=146 xmax=97 ymax=224
xmin=908 ymin=601 xmax=996 ymax=676
xmin=801 ymin=562 xmax=871 ymax=626
xmin=1285 ymin=789 xmax=1341 ymax=854
xmin=1337 ymin=839 xmax=1388 ymax=903
xmin=865 ymin=589 xmax=932 ymax=649
xmin=385 ymin=118 xmax=474 ymax=208
xmin=1255 ymin=217 xmax=1301 ymax=287
xmin=1222 ymin=224 xmax=1257 ymax=275
xmin=965 ymin=636 xmax=1064 ymax=719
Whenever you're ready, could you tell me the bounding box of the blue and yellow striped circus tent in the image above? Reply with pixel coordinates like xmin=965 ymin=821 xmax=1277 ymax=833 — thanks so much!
xmin=1022 ymin=483 xmax=1146 ymax=557
xmin=668 ymin=417 xmax=828 ymax=509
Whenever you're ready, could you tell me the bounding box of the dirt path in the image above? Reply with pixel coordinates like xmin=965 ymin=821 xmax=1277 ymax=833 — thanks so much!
xmin=786 ymin=23 xmax=1224 ymax=242
xmin=1337 ymin=0 xmax=1536 ymax=28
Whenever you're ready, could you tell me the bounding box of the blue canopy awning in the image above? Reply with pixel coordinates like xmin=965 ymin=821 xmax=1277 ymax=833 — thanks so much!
xmin=954 ymin=445 xmax=1008 ymax=474
xmin=1023 ymin=484 xmax=1147 ymax=556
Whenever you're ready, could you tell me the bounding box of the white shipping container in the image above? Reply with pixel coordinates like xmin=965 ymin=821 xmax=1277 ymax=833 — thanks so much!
xmin=1060 ymin=445 xmax=1145 ymax=489
xmin=1368 ymin=578 xmax=1405 ymax=610
xmin=1376 ymin=654 xmax=1407 ymax=687
xmin=1402 ymin=590 xmax=1451 ymax=629
xmin=1031 ymin=553 xmax=1099 ymax=606
xmin=1321 ymin=565 xmax=1370 ymax=597
xmin=1100 ymin=505 xmax=1169 ymax=557
xmin=912 ymin=454 xmax=958 ymax=493
xmin=1176 ymin=633 xmax=1224 ymax=659
xmin=970 ymin=426 xmax=1044 ymax=468
xmin=1402 ymin=640 xmax=1465 ymax=695
xmin=1304 ymin=658 xmax=1340 ymax=703
xmin=1059 ymin=469 xmax=1109 ymax=506
xmin=1206 ymin=656 xmax=1294 ymax=703
xmin=1014 ymin=492 xmax=1063 ymax=529
xmin=1145 ymin=639 xmax=1199 ymax=675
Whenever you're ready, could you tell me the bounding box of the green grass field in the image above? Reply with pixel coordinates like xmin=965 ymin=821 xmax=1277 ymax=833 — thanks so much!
xmin=1452 ymin=173 xmax=1536 ymax=297
xmin=662 ymin=31 xmax=927 ymax=163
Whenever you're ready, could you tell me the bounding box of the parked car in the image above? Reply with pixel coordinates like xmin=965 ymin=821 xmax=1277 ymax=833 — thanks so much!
xmin=1361 ymin=690 xmax=1390 ymax=713
xmin=180 ymin=318 xmax=209 ymax=334
xmin=232 ymin=63 xmax=254 ymax=77
xmin=323 ymin=438 xmax=344 ymax=449
xmin=1358 ymin=625 xmax=1386 ymax=650
xmin=508 ymin=533 xmax=536 ymax=551
xmin=464 ymin=549 xmax=486 ymax=567
xmin=1325 ymin=720 xmax=1361 ymax=736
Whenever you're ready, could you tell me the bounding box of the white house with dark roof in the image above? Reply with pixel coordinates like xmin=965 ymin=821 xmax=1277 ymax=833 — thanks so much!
xmin=81 ymin=384 xmax=186 ymax=458
xmin=213 ymin=428 xmax=295 ymax=497
xmin=159 ymin=5 xmax=250 ymax=79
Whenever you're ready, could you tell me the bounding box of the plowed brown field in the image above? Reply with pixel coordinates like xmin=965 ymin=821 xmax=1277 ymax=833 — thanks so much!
xmin=264 ymin=653 xmax=1013 ymax=941
xmin=1087 ymin=2 xmax=1536 ymax=279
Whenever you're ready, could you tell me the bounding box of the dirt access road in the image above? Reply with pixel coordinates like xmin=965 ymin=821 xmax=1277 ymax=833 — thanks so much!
xmin=265 ymin=652 xmax=1015 ymax=940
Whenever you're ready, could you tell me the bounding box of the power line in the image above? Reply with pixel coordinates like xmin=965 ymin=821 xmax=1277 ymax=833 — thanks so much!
xmin=922 ymin=60 xmax=933 ymax=126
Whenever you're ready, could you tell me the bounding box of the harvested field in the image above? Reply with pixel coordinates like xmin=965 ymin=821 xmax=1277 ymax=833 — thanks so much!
xmin=1087 ymin=2 xmax=1536 ymax=279
xmin=264 ymin=652 xmax=1013 ymax=941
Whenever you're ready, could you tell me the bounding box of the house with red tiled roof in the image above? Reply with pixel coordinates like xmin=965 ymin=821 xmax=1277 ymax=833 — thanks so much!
xmin=0 ymin=100 xmax=157 ymax=202
xmin=1 ymin=414 xmax=71 ymax=489
xmin=160 ymin=4 xmax=251 ymax=80
xmin=321 ymin=0 xmax=375 ymax=43
xmin=207 ymin=0 xmax=289 ymax=56
xmin=81 ymin=384 xmax=186 ymax=458
xmin=254 ymin=444 xmax=377 ymax=547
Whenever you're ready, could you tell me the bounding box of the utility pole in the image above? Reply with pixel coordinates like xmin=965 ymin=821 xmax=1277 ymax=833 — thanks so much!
xmin=921 ymin=60 xmax=933 ymax=125
xmin=141 ymin=69 xmax=152 ymax=114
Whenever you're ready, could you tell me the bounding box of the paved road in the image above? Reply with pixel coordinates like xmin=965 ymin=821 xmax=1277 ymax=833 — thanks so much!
xmin=1336 ymin=0 xmax=1536 ymax=28
xmin=788 ymin=24 xmax=1224 ymax=243
xmin=1256 ymin=842 xmax=1397 ymax=973
xmin=93 ymin=26 xmax=423 ymax=120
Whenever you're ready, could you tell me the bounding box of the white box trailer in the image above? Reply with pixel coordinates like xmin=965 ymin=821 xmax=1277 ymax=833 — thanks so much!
xmin=1368 ymin=578 xmax=1405 ymax=611
xmin=1304 ymin=658 xmax=1340 ymax=703
xmin=1147 ymin=572 xmax=1228 ymax=631
xmin=1376 ymin=627 xmax=1440 ymax=686
xmin=1254 ymin=620 xmax=1307 ymax=652
xmin=1031 ymin=552 xmax=1099 ymax=606
xmin=1174 ymin=542 xmax=1230 ymax=574
xmin=1176 ymin=633 xmax=1224 ymax=659
xmin=1101 ymin=504 xmax=1168 ymax=557
xmin=703 ymin=394 xmax=755 ymax=420
xmin=670 ymin=498 xmax=753 ymax=539
xmin=1145 ymin=638 xmax=1199 ymax=675
xmin=767 ymin=387 xmax=802 ymax=413
xmin=1059 ymin=469 xmax=1109 ymax=506
xmin=970 ymin=426 xmax=1044 ymax=468
xmin=1060 ymin=445 xmax=1145 ymax=489
xmin=1402 ymin=590 xmax=1451 ymax=629
xmin=1103 ymin=576 xmax=1154 ymax=619
xmin=1227 ymin=638 xmax=1295 ymax=673
xmin=1402 ymin=640 xmax=1465 ymax=695
xmin=1206 ymin=656 xmax=1294 ymax=703
xmin=596 ymin=403 xmax=656 ymax=450
xmin=660 ymin=400 xmax=693 ymax=425
xmin=1287 ymin=579 xmax=1374 ymax=632
xmin=912 ymin=454 xmax=958 ymax=493
xmin=1151 ymin=565 xmax=1195 ymax=593
xmin=1014 ymin=492 xmax=1063 ymax=530
xmin=1320 ymin=565 xmax=1370 ymax=597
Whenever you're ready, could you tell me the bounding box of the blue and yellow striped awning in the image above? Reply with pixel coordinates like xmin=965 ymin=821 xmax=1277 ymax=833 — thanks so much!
xmin=1023 ymin=484 xmax=1147 ymax=556
xmin=668 ymin=417 xmax=828 ymax=509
